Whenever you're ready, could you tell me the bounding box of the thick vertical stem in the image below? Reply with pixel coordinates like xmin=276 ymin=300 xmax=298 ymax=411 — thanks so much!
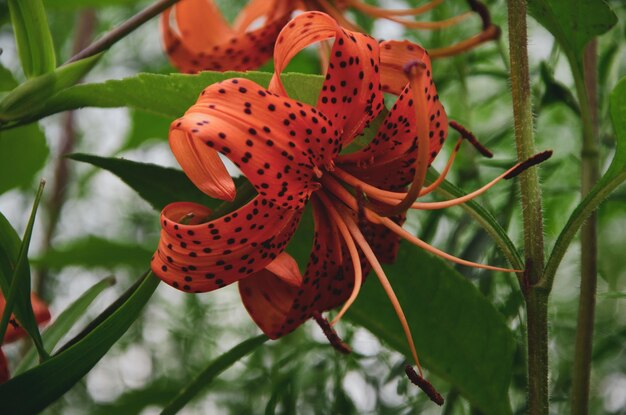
xmin=571 ymin=40 xmax=599 ymax=415
xmin=507 ymin=1 xmax=548 ymax=414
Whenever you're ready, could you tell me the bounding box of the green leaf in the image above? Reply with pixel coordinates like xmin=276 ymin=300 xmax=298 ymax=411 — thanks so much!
xmin=0 ymin=123 xmax=49 ymax=195
xmin=119 ymin=110 xmax=171 ymax=152
xmin=347 ymin=244 xmax=515 ymax=415
xmin=528 ymin=0 xmax=617 ymax=66
xmin=161 ymin=335 xmax=269 ymax=415
xmin=544 ymin=77 xmax=626 ymax=287
xmin=8 ymin=0 xmax=56 ymax=78
xmin=0 ymin=53 xmax=102 ymax=122
xmin=539 ymin=61 xmax=580 ymax=115
xmin=14 ymin=276 xmax=116 ymax=375
xmin=0 ymin=181 xmax=47 ymax=359
xmin=0 ymin=272 xmax=159 ymax=415
xmin=9 ymin=71 xmax=324 ymax=126
xmin=33 ymin=236 xmax=153 ymax=270
xmin=68 ymin=153 xmax=230 ymax=211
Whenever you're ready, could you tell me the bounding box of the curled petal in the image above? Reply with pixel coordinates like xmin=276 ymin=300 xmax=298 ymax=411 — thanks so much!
xmin=270 ymin=11 xmax=384 ymax=142
xmin=173 ymin=78 xmax=341 ymax=209
xmin=265 ymin=252 xmax=303 ymax=287
xmin=161 ymin=0 xmax=293 ymax=72
xmin=242 ymin=198 xmax=360 ymax=338
xmin=1 ymin=293 xmax=51 ymax=344
xmin=170 ymin=127 xmax=236 ymax=202
xmin=151 ymin=199 xmax=303 ymax=293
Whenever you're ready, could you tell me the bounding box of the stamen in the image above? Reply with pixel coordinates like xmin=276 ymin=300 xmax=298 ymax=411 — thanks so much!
xmin=322 ymin=175 xmax=521 ymax=272
xmin=430 ymin=24 xmax=501 ymax=59
xmin=405 ymin=365 xmax=445 ymax=405
xmin=337 ymin=205 xmax=423 ymax=373
xmin=504 ymin=150 xmax=553 ymax=179
xmin=312 ymin=0 xmax=363 ymax=32
xmin=449 ymin=120 xmax=493 ymax=158
xmin=178 ymin=213 xmax=195 ymax=224
xmin=383 ymin=11 xmax=472 ymax=30
xmin=312 ymin=311 xmax=352 ymax=354
xmin=344 ymin=0 xmax=443 ymax=17
xmin=316 ymin=193 xmax=363 ymax=326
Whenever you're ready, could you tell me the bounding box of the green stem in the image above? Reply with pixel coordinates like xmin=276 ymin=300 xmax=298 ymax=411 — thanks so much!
xmin=65 ymin=0 xmax=180 ymax=64
xmin=507 ymin=1 xmax=548 ymax=413
xmin=570 ymin=40 xmax=599 ymax=415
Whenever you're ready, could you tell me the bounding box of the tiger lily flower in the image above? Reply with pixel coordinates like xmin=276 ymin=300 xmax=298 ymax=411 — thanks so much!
xmin=161 ymin=0 xmax=499 ymax=73
xmin=0 ymin=293 xmax=51 ymax=383
xmin=152 ymin=11 xmax=548 ymax=402
xmin=161 ymin=0 xmax=295 ymax=73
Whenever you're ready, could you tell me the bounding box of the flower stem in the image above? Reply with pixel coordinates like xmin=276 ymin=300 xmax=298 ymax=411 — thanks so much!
xmin=506 ymin=1 xmax=548 ymax=413
xmin=570 ymin=40 xmax=599 ymax=415
xmin=65 ymin=0 xmax=180 ymax=64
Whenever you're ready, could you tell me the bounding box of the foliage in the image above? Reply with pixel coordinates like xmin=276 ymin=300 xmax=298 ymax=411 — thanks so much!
xmin=0 ymin=1 xmax=624 ymax=414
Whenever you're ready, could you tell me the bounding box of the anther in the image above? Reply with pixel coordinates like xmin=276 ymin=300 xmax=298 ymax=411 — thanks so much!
xmin=504 ymin=150 xmax=553 ymax=180
xmin=405 ymin=365 xmax=445 ymax=406
xmin=449 ymin=120 xmax=493 ymax=158
xmin=312 ymin=311 xmax=352 ymax=354
xmin=403 ymin=59 xmax=427 ymax=78
xmin=466 ymin=0 xmax=492 ymax=30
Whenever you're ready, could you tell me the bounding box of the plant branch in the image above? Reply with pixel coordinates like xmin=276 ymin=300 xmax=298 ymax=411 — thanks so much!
xmin=570 ymin=39 xmax=599 ymax=415
xmin=507 ymin=1 xmax=549 ymax=414
xmin=65 ymin=0 xmax=180 ymax=65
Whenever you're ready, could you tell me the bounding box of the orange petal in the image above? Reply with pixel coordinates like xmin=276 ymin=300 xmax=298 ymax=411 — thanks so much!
xmin=1 ymin=293 xmax=51 ymax=344
xmin=239 ymin=198 xmax=360 ymax=339
xmin=161 ymin=0 xmax=293 ymax=73
xmin=174 ymin=0 xmax=233 ymax=49
xmin=151 ymin=199 xmax=303 ymax=293
xmin=265 ymin=252 xmax=303 ymax=287
xmin=172 ymin=78 xmax=340 ymax=209
xmin=269 ymin=11 xmax=384 ymax=143
xmin=169 ymin=124 xmax=236 ymax=202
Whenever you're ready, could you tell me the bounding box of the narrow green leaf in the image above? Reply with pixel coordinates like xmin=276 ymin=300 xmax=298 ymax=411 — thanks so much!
xmin=544 ymin=77 xmax=626 ymax=287
xmin=528 ymin=0 xmax=617 ymax=65
xmin=119 ymin=110 xmax=171 ymax=152
xmin=347 ymin=244 xmax=515 ymax=415
xmin=68 ymin=153 xmax=232 ymax=211
xmin=0 ymin=53 xmax=102 ymax=122
xmin=0 ymin=272 xmax=159 ymax=415
xmin=14 ymin=276 xmax=116 ymax=375
xmin=8 ymin=0 xmax=56 ymax=78
xmin=161 ymin=335 xmax=269 ymax=415
xmin=33 ymin=236 xmax=153 ymax=270
xmin=0 ymin=181 xmax=47 ymax=359
xmin=4 ymin=71 xmax=323 ymax=127
xmin=0 ymin=123 xmax=49 ymax=195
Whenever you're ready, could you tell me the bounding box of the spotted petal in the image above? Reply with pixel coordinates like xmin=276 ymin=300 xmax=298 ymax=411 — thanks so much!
xmin=161 ymin=0 xmax=293 ymax=73
xmin=151 ymin=199 xmax=303 ymax=292
xmin=341 ymin=40 xmax=448 ymax=190
xmin=269 ymin=11 xmax=384 ymax=143
xmin=171 ymin=78 xmax=341 ymax=209
xmin=240 ymin=199 xmax=362 ymax=338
